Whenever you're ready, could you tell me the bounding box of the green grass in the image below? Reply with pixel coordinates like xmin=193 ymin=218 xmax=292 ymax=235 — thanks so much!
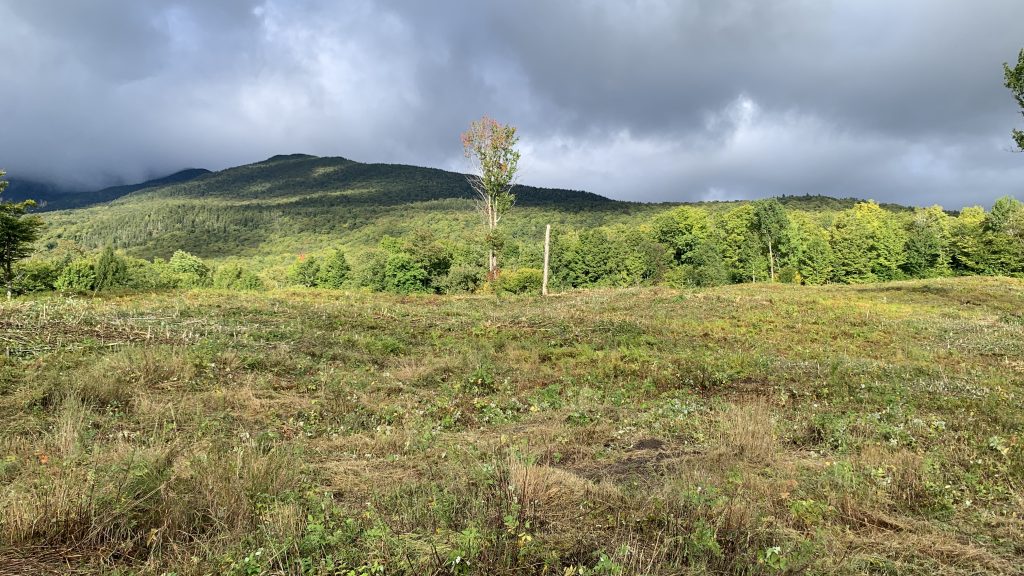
xmin=1 ymin=277 xmax=1022 ymax=574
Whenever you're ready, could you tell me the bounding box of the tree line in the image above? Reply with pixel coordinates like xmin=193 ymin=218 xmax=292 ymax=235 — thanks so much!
xmin=4 ymin=196 xmax=1024 ymax=297
xmin=4 ymin=49 xmax=1024 ymax=300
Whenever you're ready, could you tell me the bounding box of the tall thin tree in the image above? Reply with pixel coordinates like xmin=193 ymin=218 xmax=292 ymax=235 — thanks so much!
xmin=461 ymin=116 xmax=521 ymax=280
xmin=751 ymin=198 xmax=789 ymax=282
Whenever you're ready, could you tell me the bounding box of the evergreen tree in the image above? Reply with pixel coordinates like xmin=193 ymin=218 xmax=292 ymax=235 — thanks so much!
xmin=317 ymin=249 xmax=351 ymax=288
xmin=94 ymin=246 xmax=130 ymax=291
xmin=0 ymin=171 xmax=46 ymax=298
xmin=289 ymin=255 xmax=321 ymax=287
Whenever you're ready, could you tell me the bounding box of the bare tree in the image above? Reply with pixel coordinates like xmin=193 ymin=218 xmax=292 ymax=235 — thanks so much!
xmin=461 ymin=116 xmax=521 ymax=280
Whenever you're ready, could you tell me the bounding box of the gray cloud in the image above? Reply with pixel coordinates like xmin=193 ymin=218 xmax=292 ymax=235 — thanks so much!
xmin=1 ymin=0 xmax=1022 ymax=207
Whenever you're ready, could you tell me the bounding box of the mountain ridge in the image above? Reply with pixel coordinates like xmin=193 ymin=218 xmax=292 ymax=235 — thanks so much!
xmin=6 ymin=154 xmax=918 ymax=214
xmin=3 ymin=168 xmax=212 ymax=211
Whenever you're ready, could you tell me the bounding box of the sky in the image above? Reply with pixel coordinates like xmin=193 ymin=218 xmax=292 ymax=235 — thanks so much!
xmin=1 ymin=1 xmax=1023 ymax=207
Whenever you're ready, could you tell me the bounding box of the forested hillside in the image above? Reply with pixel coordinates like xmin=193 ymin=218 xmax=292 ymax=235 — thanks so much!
xmin=10 ymin=153 xmax=1024 ymax=296
xmin=37 ymin=154 xmax=640 ymax=260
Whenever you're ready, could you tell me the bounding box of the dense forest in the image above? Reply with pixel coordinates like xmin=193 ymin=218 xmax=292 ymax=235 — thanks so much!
xmin=8 ymin=153 xmax=1023 ymax=296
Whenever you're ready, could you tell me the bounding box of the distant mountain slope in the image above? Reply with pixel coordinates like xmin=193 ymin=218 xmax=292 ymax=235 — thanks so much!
xmin=38 ymin=155 xmax=645 ymax=262
xmin=131 ymin=154 xmax=614 ymax=207
xmin=4 ymin=169 xmax=211 ymax=210
xmin=32 ymin=153 xmax=921 ymax=264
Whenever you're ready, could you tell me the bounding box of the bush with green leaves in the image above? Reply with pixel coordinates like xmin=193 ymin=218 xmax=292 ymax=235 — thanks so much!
xmin=288 ymin=256 xmax=321 ymax=287
xmin=317 ymin=249 xmax=350 ymax=288
xmin=382 ymin=252 xmax=430 ymax=294
xmin=441 ymin=264 xmax=486 ymax=294
xmin=94 ymin=246 xmax=131 ymax=291
xmin=54 ymin=258 xmax=96 ymax=292
xmin=168 ymin=250 xmax=212 ymax=288
xmin=497 ymin=268 xmax=543 ymax=294
xmin=125 ymin=257 xmax=181 ymax=290
xmin=214 ymin=264 xmax=265 ymax=290
xmin=12 ymin=260 xmax=59 ymax=293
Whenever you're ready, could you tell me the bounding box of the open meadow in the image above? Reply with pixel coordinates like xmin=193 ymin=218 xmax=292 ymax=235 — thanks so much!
xmin=1 ymin=277 xmax=1022 ymax=575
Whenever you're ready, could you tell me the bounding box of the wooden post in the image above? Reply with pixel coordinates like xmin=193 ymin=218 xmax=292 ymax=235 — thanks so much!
xmin=542 ymin=224 xmax=551 ymax=296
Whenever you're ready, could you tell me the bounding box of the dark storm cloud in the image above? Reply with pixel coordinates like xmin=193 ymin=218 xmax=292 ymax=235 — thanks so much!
xmin=1 ymin=0 xmax=1022 ymax=206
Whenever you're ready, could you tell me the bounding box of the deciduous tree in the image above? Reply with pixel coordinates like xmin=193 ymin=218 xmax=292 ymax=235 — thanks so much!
xmin=653 ymin=206 xmax=712 ymax=265
xmin=462 ymin=116 xmax=521 ymax=280
xmin=983 ymin=196 xmax=1024 ymax=274
xmin=830 ymin=202 xmax=906 ymax=283
xmin=750 ymin=198 xmax=789 ymax=281
xmin=1005 ymin=49 xmax=1024 ymax=151
xmin=902 ymin=206 xmax=951 ymax=278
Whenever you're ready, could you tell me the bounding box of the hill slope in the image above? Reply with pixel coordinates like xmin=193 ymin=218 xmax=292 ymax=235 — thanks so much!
xmin=39 ymin=154 xmax=654 ymax=262
xmin=31 ymin=153 xmax=921 ymax=268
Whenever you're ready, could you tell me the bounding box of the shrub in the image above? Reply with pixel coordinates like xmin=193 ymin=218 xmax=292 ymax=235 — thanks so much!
xmin=12 ymin=260 xmax=58 ymax=293
xmin=54 ymin=258 xmax=96 ymax=292
xmin=168 ymin=250 xmax=212 ymax=288
xmin=317 ymin=250 xmax=351 ymax=289
xmin=215 ymin=264 xmax=265 ymax=290
xmin=442 ymin=264 xmax=485 ymax=294
xmin=354 ymin=250 xmax=389 ymax=292
xmin=497 ymin=268 xmax=542 ymax=294
xmin=288 ymin=256 xmax=320 ymax=287
xmin=383 ymin=252 xmax=429 ymax=294
xmin=94 ymin=246 xmax=131 ymax=291
xmin=126 ymin=257 xmax=180 ymax=290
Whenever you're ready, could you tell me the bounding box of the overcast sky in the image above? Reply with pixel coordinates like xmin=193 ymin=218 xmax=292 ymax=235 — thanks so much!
xmin=1 ymin=1 xmax=1023 ymax=206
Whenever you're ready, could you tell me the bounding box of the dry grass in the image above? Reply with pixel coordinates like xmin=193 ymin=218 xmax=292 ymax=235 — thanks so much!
xmin=1 ymin=277 xmax=1022 ymax=574
xmin=509 ymin=456 xmax=621 ymax=530
xmin=717 ymin=400 xmax=778 ymax=463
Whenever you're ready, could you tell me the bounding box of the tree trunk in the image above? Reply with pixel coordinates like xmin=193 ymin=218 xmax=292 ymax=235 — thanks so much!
xmin=487 ymin=199 xmax=499 ymax=280
xmin=542 ymin=224 xmax=551 ymax=296
xmin=768 ymin=239 xmax=775 ymax=282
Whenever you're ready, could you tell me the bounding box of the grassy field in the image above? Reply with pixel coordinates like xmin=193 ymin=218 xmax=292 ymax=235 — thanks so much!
xmin=1 ymin=277 xmax=1022 ymax=575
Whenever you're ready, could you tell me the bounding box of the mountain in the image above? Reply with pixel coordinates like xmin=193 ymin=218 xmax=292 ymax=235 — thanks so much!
xmin=3 ymin=169 xmax=212 ymax=210
xmin=38 ymin=154 xmax=650 ymax=263
xmin=31 ymin=154 xmax=920 ymax=267
xmin=123 ymin=153 xmax=616 ymax=207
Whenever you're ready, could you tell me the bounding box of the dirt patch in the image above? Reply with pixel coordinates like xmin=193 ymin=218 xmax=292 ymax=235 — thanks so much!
xmin=572 ymin=438 xmax=699 ymax=483
xmin=632 ymin=437 xmax=666 ymax=451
